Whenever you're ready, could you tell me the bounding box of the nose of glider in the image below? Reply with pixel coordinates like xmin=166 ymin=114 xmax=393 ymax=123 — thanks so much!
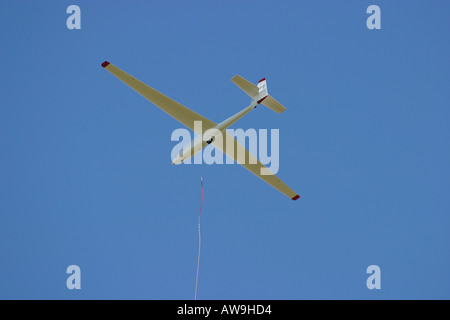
xmin=172 ymin=155 xmax=183 ymax=165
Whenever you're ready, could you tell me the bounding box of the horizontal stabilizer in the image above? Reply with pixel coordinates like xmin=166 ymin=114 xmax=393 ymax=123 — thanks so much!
xmin=232 ymin=75 xmax=286 ymax=114
xmin=262 ymin=95 xmax=286 ymax=114
xmin=231 ymin=75 xmax=259 ymax=98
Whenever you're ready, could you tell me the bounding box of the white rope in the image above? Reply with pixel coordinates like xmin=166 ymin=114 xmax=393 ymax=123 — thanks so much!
xmin=194 ymin=177 xmax=203 ymax=300
xmin=195 ymin=217 xmax=201 ymax=300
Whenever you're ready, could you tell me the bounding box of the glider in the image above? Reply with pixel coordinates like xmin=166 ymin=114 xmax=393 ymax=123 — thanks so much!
xmin=101 ymin=61 xmax=300 ymax=200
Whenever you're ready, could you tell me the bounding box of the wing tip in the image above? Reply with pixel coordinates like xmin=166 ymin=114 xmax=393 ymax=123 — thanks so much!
xmin=292 ymin=195 xmax=300 ymax=200
xmin=101 ymin=61 xmax=110 ymax=68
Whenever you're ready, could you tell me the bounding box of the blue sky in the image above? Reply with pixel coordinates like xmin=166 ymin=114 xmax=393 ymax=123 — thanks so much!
xmin=0 ymin=1 xmax=449 ymax=299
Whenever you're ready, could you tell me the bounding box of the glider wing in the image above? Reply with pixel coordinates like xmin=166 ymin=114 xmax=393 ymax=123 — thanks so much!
xmin=212 ymin=130 xmax=300 ymax=200
xmin=101 ymin=61 xmax=216 ymax=133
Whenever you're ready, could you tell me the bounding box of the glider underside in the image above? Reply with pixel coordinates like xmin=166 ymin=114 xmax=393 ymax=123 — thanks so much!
xmin=101 ymin=61 xmax=300 ymax=200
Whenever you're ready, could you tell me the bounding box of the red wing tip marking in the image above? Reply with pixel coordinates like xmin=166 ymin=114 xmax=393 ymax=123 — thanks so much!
xmin=101 ymin=61 xmax=110 ymax=68
xmin=292 ymin=195 xmax=300 ymax=200
xmin=258 ymin=77 xmax=266 ymax=83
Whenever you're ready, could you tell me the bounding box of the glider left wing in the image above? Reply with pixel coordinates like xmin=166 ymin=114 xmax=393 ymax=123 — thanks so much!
xmin=101 ymin=61 xmax=216 ymax=133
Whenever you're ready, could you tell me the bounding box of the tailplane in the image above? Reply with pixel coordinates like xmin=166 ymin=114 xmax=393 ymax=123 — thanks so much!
xmin=231 ymin=75 xmax=286 ymax=114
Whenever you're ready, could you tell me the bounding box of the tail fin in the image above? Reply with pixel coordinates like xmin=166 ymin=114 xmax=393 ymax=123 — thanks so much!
xmin=231 ymin=75 xmax=286 ymax=114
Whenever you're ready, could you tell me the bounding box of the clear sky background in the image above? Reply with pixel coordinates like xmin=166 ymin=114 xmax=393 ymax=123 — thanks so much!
xmin=0 ymin=1 xmax=448 ymax=299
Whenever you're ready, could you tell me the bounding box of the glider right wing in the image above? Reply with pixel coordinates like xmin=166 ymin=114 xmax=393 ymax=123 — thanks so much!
xmin=212 ymin=130 xmax=300 ymax=200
